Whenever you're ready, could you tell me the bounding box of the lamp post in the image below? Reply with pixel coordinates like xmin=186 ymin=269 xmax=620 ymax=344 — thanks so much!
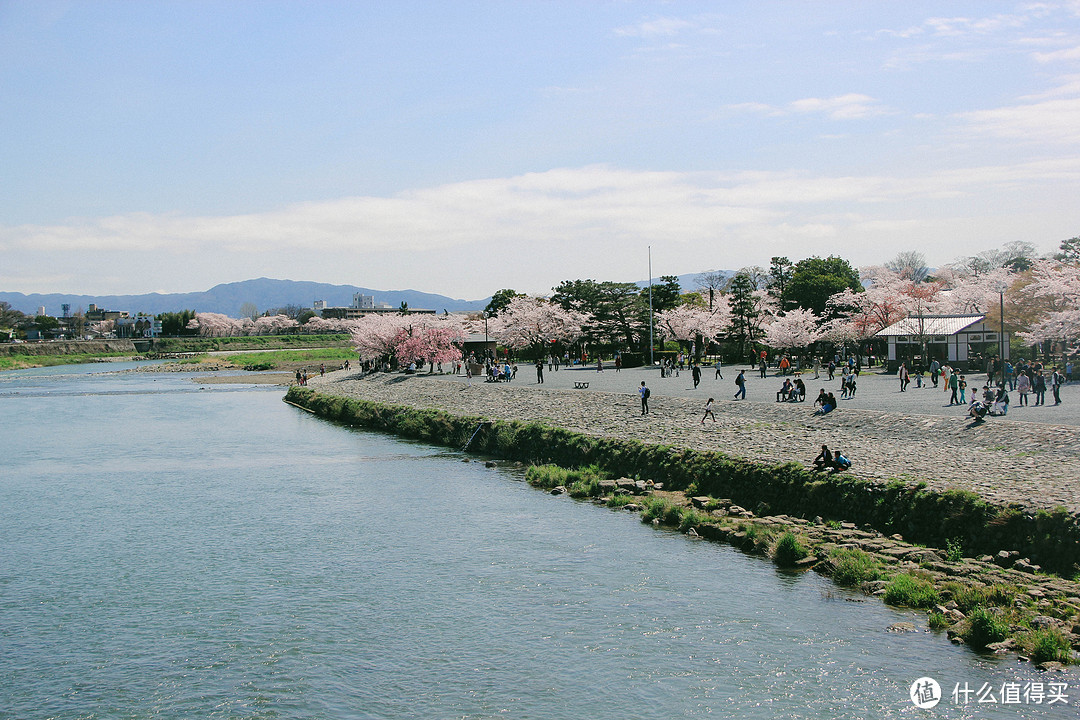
xmin=992 ymin=279 xmax=1008 ymax=381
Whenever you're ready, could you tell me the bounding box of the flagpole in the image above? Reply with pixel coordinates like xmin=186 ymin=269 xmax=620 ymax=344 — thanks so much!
xmin=648 ymin=246 xmax=654 ymax=367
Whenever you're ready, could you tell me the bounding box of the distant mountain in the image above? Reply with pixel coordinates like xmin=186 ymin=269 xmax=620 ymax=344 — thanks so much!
xmin=0 ymin=278 xmax=489 ymax=317
xmin=633 ymin=270 xmax=733 ymax=292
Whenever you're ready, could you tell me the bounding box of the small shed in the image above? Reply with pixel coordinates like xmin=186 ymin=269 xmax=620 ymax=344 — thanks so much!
xmin=875 ymin=315 xmax=1009 ymax=370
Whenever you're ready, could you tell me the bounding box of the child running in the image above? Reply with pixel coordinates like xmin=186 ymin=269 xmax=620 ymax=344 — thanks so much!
xmin=701 ymin=398 xmax=716 ymax=424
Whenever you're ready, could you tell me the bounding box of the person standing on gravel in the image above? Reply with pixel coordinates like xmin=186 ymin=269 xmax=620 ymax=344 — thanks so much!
xmin=639 ymin=381 xmax=650 ymax=415
xmin=899 ymin=362 xmax=909 ymax=392
xmin=929 ymin=359 xmax=940 ymax=387
xmin=536 ymin=359 xmax=544 ymax=384
xmin=948 ymin=371 xmax=959 ymax=405
xmin=692 ymin=364 xmax=701 ymax=389
xmin=714 ymin=359 xmax=723 ymax=380
xmin=1017 ymin=370 xmax=1031 ymax=406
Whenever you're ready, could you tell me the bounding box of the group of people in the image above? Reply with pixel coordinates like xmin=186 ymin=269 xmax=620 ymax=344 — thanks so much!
xmin=775 ymin=377 xmax=807 ymax=403
xmin=812 ymin=444 xmax=852 ymax=472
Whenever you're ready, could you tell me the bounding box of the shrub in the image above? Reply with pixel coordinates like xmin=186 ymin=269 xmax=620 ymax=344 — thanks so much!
xmin=606 ymin=495 xmax=634 ymax=508
xmin=883 ymin=573 xmax=940 ymax=608
xmin=830 ymin=548 xmax=883 ymax=586
xmin=945 ymin=538 xmax=964 ymax=562
xmin=927 ymin=611 xmax=951 ymax=631
xmin=962 ymin=607 xmax=1009 ymax=648
xmin=642 ymin=497 xmax=675 ymax=523
xmin=1023 ymin=627 xmax=1073 ymax=664
xmin=773 ymin=532 xmax=810 ymax=567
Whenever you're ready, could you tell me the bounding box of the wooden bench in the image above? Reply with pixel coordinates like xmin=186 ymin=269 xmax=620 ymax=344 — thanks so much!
xmin=574 ymin=381 xmax=590 ymax=389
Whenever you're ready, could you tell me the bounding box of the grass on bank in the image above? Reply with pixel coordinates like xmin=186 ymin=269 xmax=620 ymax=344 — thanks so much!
xmin=0 ymin=352 xmax=137 ymax=371
xmin=217 ymin=347 xmax=358 ymax=370
xmin=153 ymin=334 xmax=350 ymax=353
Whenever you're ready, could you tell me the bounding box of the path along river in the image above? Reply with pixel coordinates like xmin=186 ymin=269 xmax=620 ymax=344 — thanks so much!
xmin=0 ymin=363 xmax=1074 ymax=718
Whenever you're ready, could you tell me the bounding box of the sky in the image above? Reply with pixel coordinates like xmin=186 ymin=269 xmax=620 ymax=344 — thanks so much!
xmin=2 ymin=1 xmax=1079 ymax=301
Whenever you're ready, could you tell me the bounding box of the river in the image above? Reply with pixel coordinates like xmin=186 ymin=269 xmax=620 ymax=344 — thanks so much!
xmin=0 ymin=363 xmax=1073 ymax=718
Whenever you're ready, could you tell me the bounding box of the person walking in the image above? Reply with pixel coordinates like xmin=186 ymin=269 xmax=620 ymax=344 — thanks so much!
xmin=714 ymin=359 xmax=724 ymax=380
xmin=1017 ymin=370 xmax=1031 ymax=406
xmin=929 ymin=359 xmax=940 ymax=387
xmin=734 ymin=370 xmax=746 ymax=400
xmin=948 ymin=371 xmax=959 ymax=405
xmin=692 ymin=364 xmax=701 ymax=389
xmin=898 ymin=362 xmax=909 ymax=392
xmin=1034 ymin=370 xmax=1047 ymax=406
xmin=701 ymin=398 xmax=716 ymax=424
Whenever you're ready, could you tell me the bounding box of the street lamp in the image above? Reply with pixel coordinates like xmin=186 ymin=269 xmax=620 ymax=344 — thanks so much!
xmin=991 ymin=279 xmax=1009 ymax=379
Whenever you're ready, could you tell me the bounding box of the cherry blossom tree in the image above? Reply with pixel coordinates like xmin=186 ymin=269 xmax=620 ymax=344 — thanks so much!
xmin=826 ymin=266 xmax=911 ymax=337
xmin=1015 ymin=259 xmax=1080 ymax=348
xmin=90 ymin=319 xmax=114 ymax=337
xmin=489 ymin=296 xmax=585 ymax=351
xmin=350 ymin=313 xmax=465 ymax=370
xmin=188 ymin=312 xmax=242 ymax=337
xmin=762 ymin=308 xmax=822 ymax=351
xmin=253 ymin=314 xmax=299 ymax=335
xmin=656 ymin=301 xmax=731 ymax=358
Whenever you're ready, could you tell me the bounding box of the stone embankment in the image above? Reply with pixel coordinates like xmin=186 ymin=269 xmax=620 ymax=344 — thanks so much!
xmin=307 ymin=371 xmax=1080 ymax=516
xmin=0 ymin=340 xmax=137 ymax=357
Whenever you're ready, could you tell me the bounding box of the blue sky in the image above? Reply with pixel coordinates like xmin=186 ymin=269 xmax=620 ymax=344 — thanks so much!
xmin=2 ymin=1 xmax=1079 ymax=300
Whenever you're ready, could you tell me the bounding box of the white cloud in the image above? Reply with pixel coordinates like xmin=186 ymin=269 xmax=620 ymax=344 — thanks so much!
xmin=720 ymin=94 xmax=886 ymax=120
xmin=3 ymin=161 xmax=1077 ymax=297
xmin=958 ymin=94 xmax=1080 ymax=144
xmin=613 ymin=17 xmax=694 ymax=38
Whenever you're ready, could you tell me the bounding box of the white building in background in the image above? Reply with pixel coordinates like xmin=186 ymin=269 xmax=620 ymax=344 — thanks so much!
xmin=37 ymin=306 xmax=46 ymax=317
xmin=313 ymin=300 xmax=326 ymax=312
xmin=352 ymin=293 xmax=375 ymax=309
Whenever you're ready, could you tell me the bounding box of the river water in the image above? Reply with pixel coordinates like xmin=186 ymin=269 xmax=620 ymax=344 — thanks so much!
xmin=0 ymin=364 xmax=1074 ymax=719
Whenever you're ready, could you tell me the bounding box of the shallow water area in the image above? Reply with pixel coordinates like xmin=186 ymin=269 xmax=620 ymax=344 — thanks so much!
xmin=0 ymin=364 xmax=1075 ymax=719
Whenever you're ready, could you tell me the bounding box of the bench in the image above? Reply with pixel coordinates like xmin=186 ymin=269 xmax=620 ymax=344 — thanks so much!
xmin=574 ymin=381 xmax=590 ymax=389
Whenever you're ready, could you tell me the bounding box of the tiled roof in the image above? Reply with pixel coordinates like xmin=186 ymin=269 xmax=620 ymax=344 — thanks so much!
xmin=875 ymin=315 xmax=985 ymax=337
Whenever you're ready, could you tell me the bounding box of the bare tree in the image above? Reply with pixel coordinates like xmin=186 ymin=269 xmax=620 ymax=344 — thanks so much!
xmin=885 ymin=251 xmax=929 ymax=282
xmin=695 ymin=271 xmax=729 ymax=311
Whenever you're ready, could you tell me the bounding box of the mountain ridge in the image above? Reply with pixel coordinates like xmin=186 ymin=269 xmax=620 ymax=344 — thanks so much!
xmin=0 ymin=278 xmax=489 ymax=317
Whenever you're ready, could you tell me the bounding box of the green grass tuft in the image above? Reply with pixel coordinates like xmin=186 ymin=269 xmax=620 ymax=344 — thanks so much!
xmin=883 ymin=573 xmax=941 ymax=608
xmin=829 ymin=548 xmax=883 ymax=586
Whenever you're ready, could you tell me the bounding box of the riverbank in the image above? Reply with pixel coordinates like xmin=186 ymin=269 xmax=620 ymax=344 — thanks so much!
xmin=285 ymin=370 xmax=1080 ymax=666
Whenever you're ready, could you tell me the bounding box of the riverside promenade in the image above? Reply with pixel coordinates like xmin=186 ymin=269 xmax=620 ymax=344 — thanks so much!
xmin=305 ymin=364 xmax=1080 ymax=517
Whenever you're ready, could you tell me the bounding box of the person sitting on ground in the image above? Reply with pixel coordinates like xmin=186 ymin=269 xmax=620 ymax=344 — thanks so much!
xmin=832 ymin=449 xmax=852 ymax=471
xmin=814 ymin=392 xmax=836 ymax=415
xmin=812 ymin=444 xmax=833 ymax=470
xmin=776 ymin=378 xmax=793 ymax=402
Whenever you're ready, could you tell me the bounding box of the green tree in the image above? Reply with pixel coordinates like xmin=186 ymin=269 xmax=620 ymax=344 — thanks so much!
xmin=552 ymin=279 xmax=643 ymax=349
xmin=485 ymin=289 xmax=523 ymax=317
xmin=1056 ymin=236 xmax=1080 ymax=262
xmin=0 ymin=301 xmax=25 ymax=334
xmin=157 ymin=310 xmax=197 ymax=336
xmin=649 ymin=275 xmax=682 ymax=312
xmin=725 ymin=272 xmax=759 ymax=354
xmin=787 ymin=255 xmax=861 ymax=316
xmin=768 ymin=256 xmax=794 ymax=310
xmin=34 ymin=315 xmax=60 ymax=335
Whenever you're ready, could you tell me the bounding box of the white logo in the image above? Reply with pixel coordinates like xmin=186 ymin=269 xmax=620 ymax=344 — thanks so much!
xmin=910 ymin=677 xmax=942 ymax=709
